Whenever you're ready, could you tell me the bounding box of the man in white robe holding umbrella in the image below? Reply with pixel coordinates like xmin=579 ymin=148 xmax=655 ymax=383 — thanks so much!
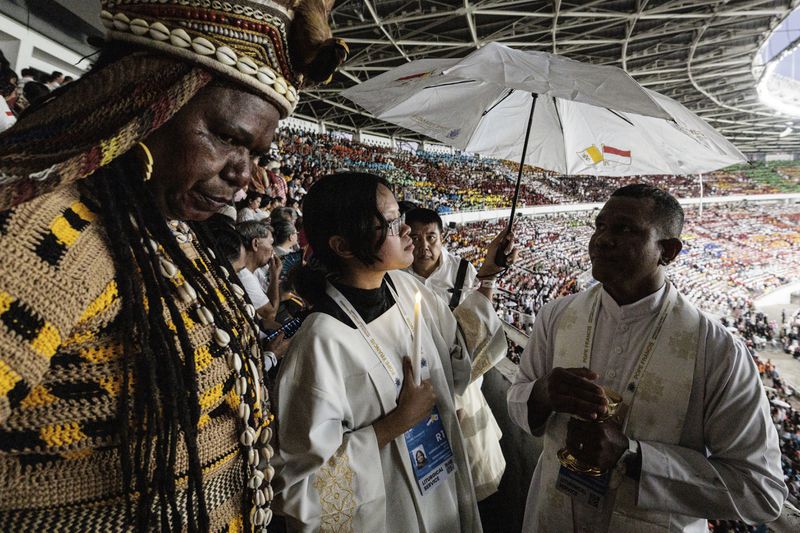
xmin=507 ymin=184 xmax=786 ymax=532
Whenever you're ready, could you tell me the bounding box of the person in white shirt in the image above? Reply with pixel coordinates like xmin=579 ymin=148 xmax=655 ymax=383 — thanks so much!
xmin=236 ymin=220 xmax=282 ymax=327
xmin=209 ymin=217 xmax=286 ymax=371
xmin=508 ymin=184 xmax=787 ymax=532
xmin=237 ymin=189 xmax=269 ymax=223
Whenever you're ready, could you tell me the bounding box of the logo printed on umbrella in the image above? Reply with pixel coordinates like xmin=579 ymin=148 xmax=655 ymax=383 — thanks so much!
xmin=577 ymin=145 xmax=604 ymax=166
xmin=577 ymin=144 xmax=633 ymax=166
xmin=602 ymin=145 xmax=632 ymax=165
xmin=395 ymin=71 xmax=432 ymax=83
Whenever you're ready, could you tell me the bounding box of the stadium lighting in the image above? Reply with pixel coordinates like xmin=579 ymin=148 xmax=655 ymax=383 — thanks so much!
xmin=753 ymin=8 xmax=800 ymax=117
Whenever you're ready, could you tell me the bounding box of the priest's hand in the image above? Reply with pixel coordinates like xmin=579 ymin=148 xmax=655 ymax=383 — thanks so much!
xmin=374 ymin=357 xmax=436 ymax=448
xmin=532 ymin=367 xmax=608 ymax=422
xmin=566 ymin=417 xmax=629 ymax=472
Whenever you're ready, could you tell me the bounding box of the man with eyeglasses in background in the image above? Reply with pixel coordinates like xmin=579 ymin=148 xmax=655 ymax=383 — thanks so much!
xmin=403 ymin=207 xmax=510 ymax=525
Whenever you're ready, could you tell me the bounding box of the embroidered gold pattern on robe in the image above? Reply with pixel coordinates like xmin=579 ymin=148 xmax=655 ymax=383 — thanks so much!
xmin=313 ymin=445 xmax=357 ymax=532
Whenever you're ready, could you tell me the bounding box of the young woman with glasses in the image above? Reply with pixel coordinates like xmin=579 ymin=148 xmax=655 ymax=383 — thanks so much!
xmin=272 ymin=172 xmax=515 ymax=532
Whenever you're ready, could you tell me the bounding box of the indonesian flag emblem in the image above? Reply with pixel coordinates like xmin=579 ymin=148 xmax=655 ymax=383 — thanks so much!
xmin=602 ymin=145 xmax=632 ymax=165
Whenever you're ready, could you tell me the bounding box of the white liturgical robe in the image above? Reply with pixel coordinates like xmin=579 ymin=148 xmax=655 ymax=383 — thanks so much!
xmin=274 ymin=270 xmax=504 ymax=532
xmin=508 ymin=282 xmax=786 ymax=532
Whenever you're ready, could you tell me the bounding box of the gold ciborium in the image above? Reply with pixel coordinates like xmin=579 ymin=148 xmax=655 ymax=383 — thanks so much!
xmin=557 ymin=387 xmax=623 ymax=477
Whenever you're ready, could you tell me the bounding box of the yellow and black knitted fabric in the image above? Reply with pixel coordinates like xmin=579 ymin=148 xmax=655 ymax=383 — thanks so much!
xmin=0 ymin=183 xmax=258 ymax=531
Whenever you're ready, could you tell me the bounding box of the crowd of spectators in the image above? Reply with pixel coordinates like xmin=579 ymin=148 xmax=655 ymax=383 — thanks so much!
xmin=261 ymin=127 xmax=800 ymax=215
xmin=0 ymin=53 xmax=71 ymax=133
xmin=440 ymin=203 xmax=800 ymax=330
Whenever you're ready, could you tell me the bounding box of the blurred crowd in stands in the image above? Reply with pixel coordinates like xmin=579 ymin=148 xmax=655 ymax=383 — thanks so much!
xmin=260 ymin=127 xmax=800 ymax=215
xmin=440 ymin=204 xmax=800 ymax=330
xmin=0 ymin=53 xmax=72 ymax=133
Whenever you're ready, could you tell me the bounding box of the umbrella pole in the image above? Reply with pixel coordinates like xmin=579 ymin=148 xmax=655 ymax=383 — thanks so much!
xmin=507 ymin=93 xmax=538 ymax=230
xmin=495 ymin=93 xmax=537 ymax=268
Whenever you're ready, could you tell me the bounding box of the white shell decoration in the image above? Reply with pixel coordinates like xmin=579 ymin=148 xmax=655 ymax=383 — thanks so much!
xmin=100 ymin=10 xmax=114 ymax=29
xmin=238 ymin=401 xmax=250 ymax=420
xmin=255 ymin=490 xmax=266 ymax=506
xmin=149 ymin=21 xmax=170 ymax=41
xmin=245 ymin=304 xmax=256 ymax=318
xmin=176 ymin=284 xmax=194 ymax=304
xmin=232 ymin=284 xmax=245 ymax=298
xmin=220 ymin=266 xmax=230 ymax=278
xmin=273 ymin=77 xmax=288 ymax=95
xmin=253 ymin=508 xmax=266 ymax=526
xmin=257 ymin=66 xmax=276 ymax=83
xmin=248 ymin=448 xmax=260 ymax=467
xmin=263 ymin=463 xmax=275 ymax=482
xmin=248 ymin=359 xmax=261 ymax=407
xmin=170 ymin=28 xmax=192 ymax=48
xmin=229 ymin=352 xmax=243 ymax=373
xmin=237 ymin=55 xmax=258 ymax=76
xmin=183 ymin=283 xmax=197 ymax=301
xmin=192 ymin=36 xmax=216 ymax=55
xmin=240 ymin=426 xmax=256 ymax=446
xmin=262 ymin=485 xmax=273 ymax=502
xmin=130 ymin=18 xmax=149 ymax=36
xmin=159 ymin=258 xmax=178 ymax=279
xmin=259 ymin=426 xmax=272 ymax=444
xmin=113 ymin=12 xmax=131 ymax=31
xmin=261 ymin=444 xmax=274 ymax=461
xmin=214 ymin=328 xmax=231 ymax=347
xmin=198 ymin=306 xmax=214 ymax=325
xmin=248 ymin=469 xmax=264 ymax=489
xmin=235 ymin=376 xmax=248 ymax=396
xmin=263 ymin=508 xmax=273 ymax=526
xmin=215 ymin=46 xmax=238 ymax=66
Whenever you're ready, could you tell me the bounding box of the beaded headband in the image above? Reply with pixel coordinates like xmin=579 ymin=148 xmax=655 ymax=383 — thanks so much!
xmin=100 ymin=0 xmax=300 ymax=118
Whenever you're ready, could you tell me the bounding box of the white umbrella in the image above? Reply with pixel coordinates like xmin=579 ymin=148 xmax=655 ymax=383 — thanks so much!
xmin=342 ymin=42 xmax=745 ymax=228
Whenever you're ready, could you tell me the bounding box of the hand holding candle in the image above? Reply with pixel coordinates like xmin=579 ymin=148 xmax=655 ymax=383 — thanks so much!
xmin=412 ymin=290 xmax=423 ymax=385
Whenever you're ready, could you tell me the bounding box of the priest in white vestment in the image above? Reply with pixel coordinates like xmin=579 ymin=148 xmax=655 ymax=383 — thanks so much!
xmin=508 ymin=184 xmax=787 ymax=532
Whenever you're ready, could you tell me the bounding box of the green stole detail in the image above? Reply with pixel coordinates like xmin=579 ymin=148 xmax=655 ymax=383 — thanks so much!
xmin=535 ymin=282 xmax=700 ymax=532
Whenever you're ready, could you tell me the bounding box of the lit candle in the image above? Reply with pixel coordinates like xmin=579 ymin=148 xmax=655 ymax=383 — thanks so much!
xmin=413 ymin=290 xmax=423 ymax=385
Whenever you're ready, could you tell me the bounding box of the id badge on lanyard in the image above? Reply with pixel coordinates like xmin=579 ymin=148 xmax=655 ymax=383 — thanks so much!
xmin=326 ymin=279 xmax=457 ymax=495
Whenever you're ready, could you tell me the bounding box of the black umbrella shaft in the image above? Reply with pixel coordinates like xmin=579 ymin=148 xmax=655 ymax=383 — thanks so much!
xmin=508 ymin=93 xmax=537 ymax=229
xmin=496 ymin=93 xmax=537 ymax=269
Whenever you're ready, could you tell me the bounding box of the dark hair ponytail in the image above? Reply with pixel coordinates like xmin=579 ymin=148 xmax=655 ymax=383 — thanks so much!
xmin=290 ymin=172 xmax=390 ymax=305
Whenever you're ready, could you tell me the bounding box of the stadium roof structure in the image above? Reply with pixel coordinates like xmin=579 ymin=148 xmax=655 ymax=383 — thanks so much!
xmin=297 ymin=0 xmax=800 ymax=156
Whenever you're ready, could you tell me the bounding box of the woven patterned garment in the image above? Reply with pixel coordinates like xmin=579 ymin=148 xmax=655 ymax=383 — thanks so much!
xmin=0 ymin=183 xmax=268 ymax=531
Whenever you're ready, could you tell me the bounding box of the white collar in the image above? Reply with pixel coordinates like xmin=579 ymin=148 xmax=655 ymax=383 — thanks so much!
xmin=600 ymin=282 xmax=668 ymax=322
